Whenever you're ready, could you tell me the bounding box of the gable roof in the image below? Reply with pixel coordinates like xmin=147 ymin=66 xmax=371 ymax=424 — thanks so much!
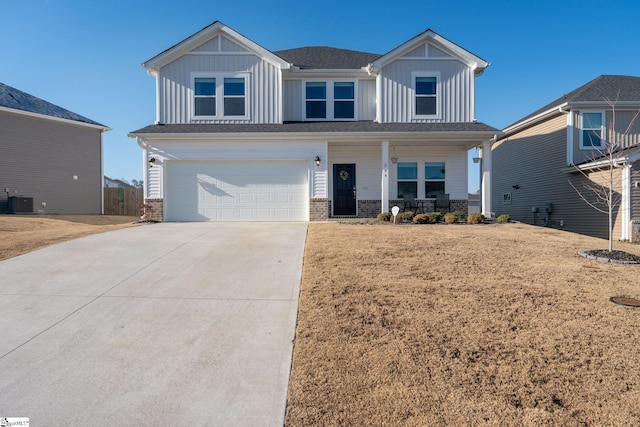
xmin=0 ymin=82 xmax=107 ymax=128
xmin=372 ymin=29 xmax=489 ymax=76
xmin=274 ymin=47 xmax=381 ymax=70
xmin=143 ymin=20 xmax=290 ymax=73
xmin=505 ymin=75 xmax=640 ymax=133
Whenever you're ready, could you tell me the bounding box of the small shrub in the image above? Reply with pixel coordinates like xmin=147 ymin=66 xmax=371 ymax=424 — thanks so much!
xmin=426 ymin=212 xmax=441 ymax=223
xmin=377 ymin=212 xmax=391 ymax=222
xmin=413 ymin=213 xmax=429 ymax=224
xmin=497 ymin=214 xmax=511 ymax=223
xmin=467 ymin=212 xmax=484 ymax=224
xmin=452 ymin=210 xmax=466 ymax=219
xmin=399 ymin=211 xmax=415 ymax=222
xmin=444 ymin=212 xmax=458 ymax=224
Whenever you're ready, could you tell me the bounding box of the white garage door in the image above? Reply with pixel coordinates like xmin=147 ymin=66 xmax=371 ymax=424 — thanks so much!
xmin=165 ymin=160 xmax=309 ymax=221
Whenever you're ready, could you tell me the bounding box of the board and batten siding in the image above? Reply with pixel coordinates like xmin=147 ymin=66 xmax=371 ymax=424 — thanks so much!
xmin=158 ymin=54 xmax=282 ymax=124
xmin=144 ymin=140 xmax=327 ymax=199
xmin=493 ymin=114 xmax=615 ymax=239
xmin=390 ymin=145 xmax=468 ymax=199
xmin=632 ymin=162 xmax=640 ymax=222
xmin=282 ymin=79 xmax=376 ymax=122
xmin=379 ymin=59 xmax=473 ymax=123
xmin=0 ymin=111 xmax=102 ymax=214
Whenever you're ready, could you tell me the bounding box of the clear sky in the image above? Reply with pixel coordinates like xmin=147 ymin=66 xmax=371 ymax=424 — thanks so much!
xmin=3 ymin=0 xmax=640 ymax=193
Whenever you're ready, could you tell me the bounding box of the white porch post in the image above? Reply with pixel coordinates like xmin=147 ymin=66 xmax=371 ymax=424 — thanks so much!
xmin=381 ymin=141 xmax=389 ymax=213
xmin=621 ymin=163 xmax=632 ymax=241
xmin=481 ymin=139 xmax=493 ymax=218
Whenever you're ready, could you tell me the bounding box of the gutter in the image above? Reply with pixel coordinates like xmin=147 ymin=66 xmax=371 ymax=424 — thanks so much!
xmin=501 ymin=102 xmax=568 ymax=138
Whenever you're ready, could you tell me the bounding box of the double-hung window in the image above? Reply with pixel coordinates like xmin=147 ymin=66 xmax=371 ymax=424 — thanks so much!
xmin=305 ymin=81 xmax=355 ymax=120
xmin=306 ymin=82 xmax=327 ymax=119
xmin=580 ymin=111 xmax=604 ymax=149
xmin=425 ymin=162 xmax=446 ymax=197
xmin=194 ymin=77 xmax=216 ymax=116
xmin=397 ymin=162 xmax=418 ymax=198
xmin=334 ymin=82 xmax=355 ymax=119
xmin=413 ymin=72 xmax=439 ymax=117
xmin=193 ymin=74 xmax=247 ymax=118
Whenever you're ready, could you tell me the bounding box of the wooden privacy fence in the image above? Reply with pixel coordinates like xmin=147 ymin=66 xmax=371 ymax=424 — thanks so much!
xmin=104 ymin=187 xmax=144 ymax=216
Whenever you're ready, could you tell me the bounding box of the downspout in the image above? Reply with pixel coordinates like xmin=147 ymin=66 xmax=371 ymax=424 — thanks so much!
xmin=614 ymin=159 xmax=632 ymax=241
xmin=100 ymin=129 xmax=105 ymax=215
xmin=136 ymin=137 xmax=150 ymax=199
xmin=558 ymin=105 xmax=572 ymax=165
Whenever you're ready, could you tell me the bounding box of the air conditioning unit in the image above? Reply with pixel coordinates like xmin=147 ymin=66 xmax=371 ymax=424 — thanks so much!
xmin=8 ymin=196 xmax=34 ymax=214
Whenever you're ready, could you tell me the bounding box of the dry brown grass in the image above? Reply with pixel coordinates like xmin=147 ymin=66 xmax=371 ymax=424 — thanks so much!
xmin=285 ymin=222 xmax=640 ymax=426
xmin=0 ymin=214 xmax=140 ymax=261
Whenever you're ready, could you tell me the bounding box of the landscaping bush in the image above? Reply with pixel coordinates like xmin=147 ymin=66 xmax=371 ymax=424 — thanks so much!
xmin=377 ymin=212 xmax=391 ymax=222
xmin=399 ymin=211 xmax=415 ymax=222
xmin=497 ymin=214 xmax=511 ymax=223
xmin=467 ymin=212 xmax=485 ymax=224
xmin=444 ymin=212 xmax=458 ymax=224
xmin=427 ymin=212 xmax=441 ymax=223
xmin=413 ymin=213 xmax=429 ymax=224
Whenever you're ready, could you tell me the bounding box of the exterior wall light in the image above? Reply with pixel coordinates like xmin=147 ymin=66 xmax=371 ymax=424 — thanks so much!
xmin=315 ymin=155 xmax=321 ymax=167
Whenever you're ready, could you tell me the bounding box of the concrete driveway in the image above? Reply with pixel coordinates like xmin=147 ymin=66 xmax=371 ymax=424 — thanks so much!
xmin=0 ymin=222 xmax=307 ymax=426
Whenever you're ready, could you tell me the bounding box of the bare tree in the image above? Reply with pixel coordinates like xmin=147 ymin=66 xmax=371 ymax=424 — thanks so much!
xmin=569 ymin=92 xmax=640 ymax=251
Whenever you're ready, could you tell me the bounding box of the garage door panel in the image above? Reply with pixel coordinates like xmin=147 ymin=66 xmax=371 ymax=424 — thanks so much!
xmin=166 ymin=161 xmax=308 ymax=221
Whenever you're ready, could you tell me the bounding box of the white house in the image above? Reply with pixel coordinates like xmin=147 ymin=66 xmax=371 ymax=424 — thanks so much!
xmin=129 ymin=21 xmax=498 ymax=222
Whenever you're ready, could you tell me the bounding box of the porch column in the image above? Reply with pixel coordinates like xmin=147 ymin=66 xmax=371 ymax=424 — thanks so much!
xmin=381 ymin=140 xmax=389 ymax=213
xmin=481 ymin=139 xmax=493 ymax=218
xmin=621 ymin=163 xmax=632 ymax=241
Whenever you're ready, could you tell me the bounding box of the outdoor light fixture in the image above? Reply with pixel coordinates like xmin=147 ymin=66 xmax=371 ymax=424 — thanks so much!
xmin=391 ymin=157 xmax=398 ymax=164
xmin=512 ymin=185 xmax=520 ymax=190
xmin=149 ymin=157 xmax=157 ymax=167
xmin=315 ymin=155 xmax=321 ymax=167
xmin=472 ymin=157 xmax=481 ymax=164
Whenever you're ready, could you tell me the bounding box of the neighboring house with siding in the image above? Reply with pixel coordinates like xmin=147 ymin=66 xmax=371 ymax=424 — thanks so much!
xmin=0 ymin=82 xmax=109 ymax=214
xmin=129 ymin=21 xmax=499 ymax=222
xmin=492 ymin=75 xmax=640 ymax=241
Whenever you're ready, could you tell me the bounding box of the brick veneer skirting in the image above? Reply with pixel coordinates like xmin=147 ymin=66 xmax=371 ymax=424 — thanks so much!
xmin=327 ymin=199 xmax=468 ymax=219
xmin=632 ymin=220 xmax=640 ymax=243
xmin=309 ymin=198 xmax=328 ymax=221
xmin=143 ymin=198 xmax=164 ymax=222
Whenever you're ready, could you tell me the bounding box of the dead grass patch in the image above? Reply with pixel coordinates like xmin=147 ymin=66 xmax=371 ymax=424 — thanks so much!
xmin=0 ymin=214 xmax=141 ymax=261
xmin=285 ymin=223 xmax=640 ymax=426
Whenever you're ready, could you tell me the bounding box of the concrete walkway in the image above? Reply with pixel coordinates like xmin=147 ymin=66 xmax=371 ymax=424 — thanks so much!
xmin=0 ymin=222 xmax=307 ymax=426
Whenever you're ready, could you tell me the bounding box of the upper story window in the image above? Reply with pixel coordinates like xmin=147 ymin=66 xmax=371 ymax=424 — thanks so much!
xmin=425 ymin=162 xmax=446 ymax=197
xmin=580 ymin=111 xmax=604 ymax=149
xmin=193 ymin=74 xmax=248 ymax=119
xmin=194 ymin=78 xmax=216 ymax=116
xmin=305 ymin=81 xmax=356 ymax=120
xmin=413 ymin=72 xmax=440 ymax=118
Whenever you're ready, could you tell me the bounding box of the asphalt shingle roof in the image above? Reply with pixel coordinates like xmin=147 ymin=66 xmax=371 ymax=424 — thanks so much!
xmin=509 ymin=75 xmax=640 ymax=128
xmin=274 ymin=47 xmax=381 ymax=69
xmin=0 ymin=82 xmax=106 ymax=127
xmin=130 ymin=121 xmax=499 ymax=135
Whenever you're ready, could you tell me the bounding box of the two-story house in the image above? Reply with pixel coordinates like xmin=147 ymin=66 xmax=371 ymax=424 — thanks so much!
xmin=492 ymin=75 xmax=640 ymax=242
xmin=129 ymin=21 xmax=499 ymax=222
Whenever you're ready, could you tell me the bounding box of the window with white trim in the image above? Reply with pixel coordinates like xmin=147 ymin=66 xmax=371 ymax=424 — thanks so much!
xmin=193 ymin=74 xmax=248 ymax=118
xmin=425 ymin=162 xmax=446 ymax=197
xmin=304 ymin=80 xmax=356 ymax=120
xmin=397 ymin=162 xmax=417 ymax=198
xmin=413 ymin=72 xmax=440 ymax=118
xmin=580 ymin=111 xmax=604 ymax=149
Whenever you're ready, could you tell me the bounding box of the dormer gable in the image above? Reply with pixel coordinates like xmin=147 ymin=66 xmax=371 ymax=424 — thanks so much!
xmin=371 ymin=29 xmax=489 ymax=76
xmin=142 ymin=20 xmax=290 ymax=76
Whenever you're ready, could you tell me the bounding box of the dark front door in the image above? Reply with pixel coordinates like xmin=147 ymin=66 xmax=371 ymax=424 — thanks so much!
xmin=333 ymin=164 xmax=356 ymax=215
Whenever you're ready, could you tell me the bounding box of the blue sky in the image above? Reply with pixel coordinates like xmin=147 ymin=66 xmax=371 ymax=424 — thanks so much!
xmin=3 ymin=0 xmax=640 ymax=193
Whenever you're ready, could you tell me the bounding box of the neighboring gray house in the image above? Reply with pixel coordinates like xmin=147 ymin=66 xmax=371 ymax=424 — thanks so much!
xmin=492 ymin=75 xmax=640 ymax=241
xmin=129 ymin=21 xmax=499 ymax=222
xmin=0 ymin=82 xmax=109 ymax=214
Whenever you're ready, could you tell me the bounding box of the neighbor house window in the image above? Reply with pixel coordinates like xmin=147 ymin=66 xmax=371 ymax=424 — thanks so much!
xmin=414 ymin=74 xmax=439 ymax=117
xmin=425 ymin=162 xmax=445 ymax=197
xmin=305 ymin=81 xmax=356 ymax=120
xmin=397 ymin=162 xmax=418 ymax=198
xmin=193 ymin=74 xmax=248 ymax=118
xmin=306 ymin=82 xmax=326 ymax=119
xmin=194 ymin=77 xmax=216 ymax=116
xmin=223 ymin=78 xmax=245 ymax=116
xmin=581 ymin=111 xmax=604 ymax=149
xmin=334 ymin=82 xmax=355 ymax=119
